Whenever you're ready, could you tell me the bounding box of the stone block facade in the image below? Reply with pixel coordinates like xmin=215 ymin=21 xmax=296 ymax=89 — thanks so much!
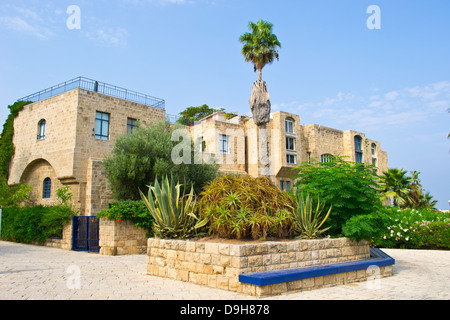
xmin=190 ymin=111 xmax=388 ymax=190
xmin=99 ymin=219 xmax=148 ymax=255
xmin=9 ymin=88 xmax=165 ymax=216
xmin=147 ymin=238 xmax=390 ymax=296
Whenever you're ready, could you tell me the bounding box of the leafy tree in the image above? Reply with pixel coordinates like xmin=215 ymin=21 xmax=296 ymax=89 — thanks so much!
xmin=379 ymin=169 xmax=437 ymax=209
xmin=102 ymin=120 xmax=219 ymax=200
xmin=378 ymin=168 xmax=411 ymax=207
xmin=292 ymin=155 xmax=383 ymax=236
xmin=177 ymin=104 xmax=221 ymax=126
xmin=239 ymin=20 xmax=282 ymax=82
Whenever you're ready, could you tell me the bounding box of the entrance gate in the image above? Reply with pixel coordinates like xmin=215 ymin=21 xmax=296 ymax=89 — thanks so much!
xmin=72 ymin=216 xmax=100 ymax=253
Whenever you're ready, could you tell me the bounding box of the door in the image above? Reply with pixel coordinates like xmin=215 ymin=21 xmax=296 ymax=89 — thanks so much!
xmin=72 ymin=216 xmax=100 ymax=253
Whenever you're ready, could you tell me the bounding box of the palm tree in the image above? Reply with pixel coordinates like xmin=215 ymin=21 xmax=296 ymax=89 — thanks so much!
xmin=240 ymin=20 xmax=281 ymax=177
xmin=379 ymin=168 xmax=412 ymax=207
xmin=240 ymin=20 xmax=281 ymax=82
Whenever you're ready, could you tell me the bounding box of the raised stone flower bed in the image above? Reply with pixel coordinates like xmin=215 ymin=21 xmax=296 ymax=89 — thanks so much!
xmin=146 ymin=237 xmax=394 ymax=297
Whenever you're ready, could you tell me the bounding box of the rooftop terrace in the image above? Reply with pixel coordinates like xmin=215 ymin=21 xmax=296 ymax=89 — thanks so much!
xmin=17 ymin=76 xmax=165 ymax=110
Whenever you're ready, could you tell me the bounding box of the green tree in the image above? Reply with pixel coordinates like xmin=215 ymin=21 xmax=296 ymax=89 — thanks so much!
xmin=378 ymin=168 xmax=412 ymax=207
xmin=239 ymin=20 xmax=281 ymax=82
xmin=292 ymin=155 xmax=383 ymax=236
xmin=102 ymin=120 xmax=219 ymax=200
xmin=177 ymin=104 xmax=219 ymax=126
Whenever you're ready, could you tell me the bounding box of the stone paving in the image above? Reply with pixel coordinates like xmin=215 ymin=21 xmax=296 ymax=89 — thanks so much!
xmin=0 ymin=240 xmax=449 ymax=300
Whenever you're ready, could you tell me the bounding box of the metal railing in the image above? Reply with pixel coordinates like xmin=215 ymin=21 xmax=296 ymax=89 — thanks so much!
xmin=17 ymin=76 xmax=165 ymax=110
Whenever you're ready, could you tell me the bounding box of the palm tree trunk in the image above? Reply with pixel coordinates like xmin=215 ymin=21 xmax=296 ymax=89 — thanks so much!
xmin=258 ymin=69 xmax=262 ymax=82
xmin=259 ymin=122 xmax=270 ymax=177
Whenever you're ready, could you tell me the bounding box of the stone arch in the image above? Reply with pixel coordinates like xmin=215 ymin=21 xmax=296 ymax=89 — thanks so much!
xmin=20 ymin=158 xmax=62 ymax=205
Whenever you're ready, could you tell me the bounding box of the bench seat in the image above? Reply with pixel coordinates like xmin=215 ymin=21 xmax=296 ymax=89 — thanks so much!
xmin=239 ymin=248 xmax=395 ymax=286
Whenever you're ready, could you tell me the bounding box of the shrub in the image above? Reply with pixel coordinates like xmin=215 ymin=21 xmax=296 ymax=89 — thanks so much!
xmin=293 ymin=155 xmax=383 ymax=237
xmin=1 ymin=205 xmax=74 ymax=243
xmin=139 ymin=175 xmax=206 ymax=239
xmin=372 ymin=207 xmax=450 ymax=249
xmin=103 ymin=120 xmax=218 ymax=200
xmin=293 ymin=191 xmax=332 ymax=239
xmin=198 ymin=175 xmax=295 ymax=240
xmin=97 ymin=200 xmax=154 ymax=236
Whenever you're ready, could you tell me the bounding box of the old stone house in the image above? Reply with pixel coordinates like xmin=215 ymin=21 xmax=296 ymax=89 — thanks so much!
xmin=8 ymin=77 xmax=165 ymax=216
xmin=8 ymin=77 xmax=388 ymax=216
xmin=189 ymin=111 xmax=388 ymax=192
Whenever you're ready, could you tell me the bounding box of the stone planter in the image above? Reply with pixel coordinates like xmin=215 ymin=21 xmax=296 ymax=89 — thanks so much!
xmin=147 ymin=237 xmax=383 ymax=296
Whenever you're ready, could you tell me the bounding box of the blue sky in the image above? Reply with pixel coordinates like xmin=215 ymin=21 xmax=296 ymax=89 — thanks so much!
xmin=0 ymin=0 xmax=449 ymax=209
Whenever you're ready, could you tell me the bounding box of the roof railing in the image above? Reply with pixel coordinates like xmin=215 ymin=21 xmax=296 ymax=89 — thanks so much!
xmin=17 ymin=76 xmax=165 ymax=110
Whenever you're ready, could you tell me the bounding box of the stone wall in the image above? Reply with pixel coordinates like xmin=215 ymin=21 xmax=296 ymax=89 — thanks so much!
xmin=38 ymin=222 xmax=73 ymax=250
xmin=99 ymin=219 xmax=148 ymax=255
xmin=147 ymin=238 xmax=381 ymax=296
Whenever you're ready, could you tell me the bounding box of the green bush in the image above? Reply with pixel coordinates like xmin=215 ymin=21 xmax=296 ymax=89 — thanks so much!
xmin=0 ymin=101 xmax=32 ymax=177
xmin=293 ymin=155 xmax=383 ymax=237
xmin=98 ymin=200 xmax=154 ymax=236
xmin=1 ymin=205 xmax=74 ymax=243
xmin=372 ymin=207 xmax=450 ymax=249
xmin=341 ymin=211 xmax=390 ymax=242
xmin=198 ymin=175 xmax=295 ymax=240
xmin=102 ymin=120 xmax=218 ymax=200
xmin=139 ymin=176 xmax=206 ymax=239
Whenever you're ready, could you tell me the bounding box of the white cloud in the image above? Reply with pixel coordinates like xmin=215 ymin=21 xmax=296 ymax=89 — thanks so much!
xmin=86 ymin=27 xmax=128 ymax=47
xmin=0 ymin=8 xmax=54 ymax=39
xmin=279 ymin=81 xmax=450 ymax=132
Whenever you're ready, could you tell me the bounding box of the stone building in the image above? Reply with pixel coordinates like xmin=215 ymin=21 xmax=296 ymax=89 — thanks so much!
xmin=8 ymin=77 xmax=165 ymax=216
xmin=8 ymin=77 xmax=388 ymax=216
xmin=189 ymin=110 xmax=388 ymax=191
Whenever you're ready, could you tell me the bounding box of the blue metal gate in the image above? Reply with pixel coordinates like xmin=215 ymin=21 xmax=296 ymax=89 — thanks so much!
xmin=72 ymin=216 xmax=100 ymax=253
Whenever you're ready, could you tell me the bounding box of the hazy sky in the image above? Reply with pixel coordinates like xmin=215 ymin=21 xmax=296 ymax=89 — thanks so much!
xmin=0 ymin=0 xmax=449 ymax=209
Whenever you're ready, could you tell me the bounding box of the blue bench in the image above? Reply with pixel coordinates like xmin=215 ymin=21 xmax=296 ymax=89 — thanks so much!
xmin=239 ymin=248 xmax=395 ymax=286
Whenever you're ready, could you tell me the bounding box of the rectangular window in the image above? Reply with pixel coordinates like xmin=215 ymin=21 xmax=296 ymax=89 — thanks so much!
xmin=219 ymin=134 xmax=228 ymax=154
xmin=127 ymin=118 xmax=138 ymax=135
xmin=95 ymin=111 xmax=110 ymax=140
xmin=355 ymin=151 xmax=363 ymax=164
xmin=286 ymin=137 xmax=295 ymax=151
xmin=285 ymin=119 xmax=294 ymax=134
xmin=280 ymin=180 xmax=291 ymax=192
xmin=287 ymin=154 xmax=296 ymax=165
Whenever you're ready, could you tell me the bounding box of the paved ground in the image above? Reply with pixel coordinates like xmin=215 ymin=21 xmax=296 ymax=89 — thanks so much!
xmin=0 ymin=240 xmax=449 ymax=300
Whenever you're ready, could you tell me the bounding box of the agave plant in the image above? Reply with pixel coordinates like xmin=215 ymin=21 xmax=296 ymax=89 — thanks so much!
xmin=139 ymin=176 xmax=207 ymax=239
xmin=294 ymin=191 xmax=332 ymax=239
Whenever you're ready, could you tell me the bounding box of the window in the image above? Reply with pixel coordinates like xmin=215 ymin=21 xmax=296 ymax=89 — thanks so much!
xmin=285 ymin=118 xmax=294 ymax=134
xmin=127 ymin=118 xmax=138 ymax=134
xmin=307 ymin=152 xmax=312 ymax=164
xmin=354 ymin=135 xmax=363 ymax=163
xmin=43 ymin=178 xmax=51 ymax=199
xmin=371 ymin=143 xmax=377 ymax=156
xmin=37 ymin=119 xmax=46 ymax=140
xmin=287 ymin=153 xmax=296 ymax=165
xmin=286 ymin=137 xmax=295 ymax=151
xmin=280 ymin=180 xmax=291 ymax=192
xmin=219 ymin=134 xmax=228 ymax=154
xmin=95 ymin=111 xmax=110 ymax=140
xmin=321 ymin=154 xmax=334 ymax=163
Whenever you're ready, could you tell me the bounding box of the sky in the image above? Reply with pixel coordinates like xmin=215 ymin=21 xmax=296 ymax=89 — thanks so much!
xmin=0 ymin=0 xmax=449 ymax=209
